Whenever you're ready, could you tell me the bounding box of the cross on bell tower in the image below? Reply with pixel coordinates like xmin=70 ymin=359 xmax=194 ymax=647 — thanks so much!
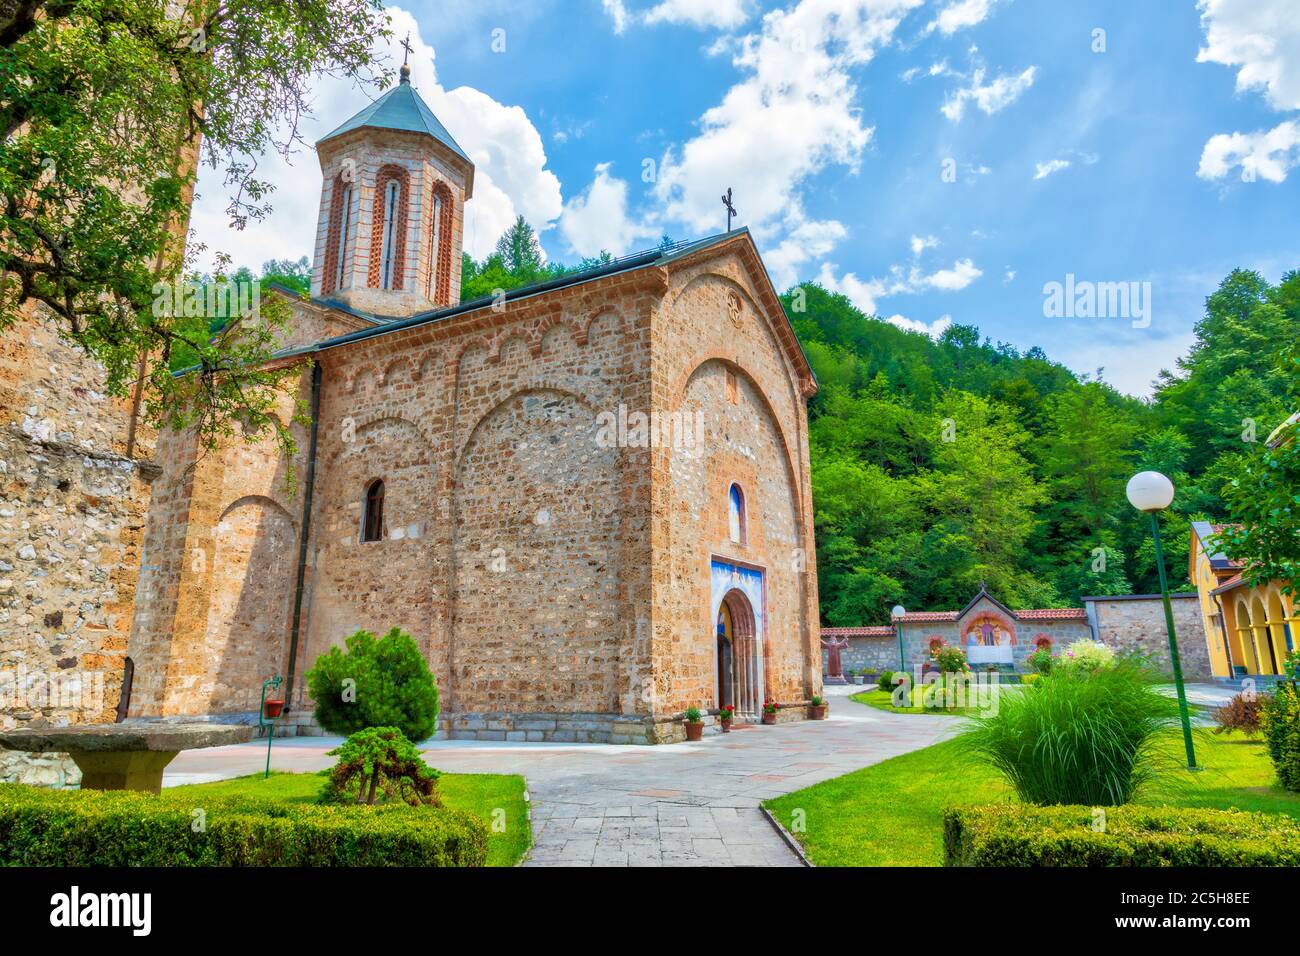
xmin=399 ymin=32 xmax=413 ymax=83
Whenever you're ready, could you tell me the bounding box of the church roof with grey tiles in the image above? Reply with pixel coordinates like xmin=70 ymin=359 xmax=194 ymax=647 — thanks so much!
xmin=317 ymin=71 xmax=470 ymax=163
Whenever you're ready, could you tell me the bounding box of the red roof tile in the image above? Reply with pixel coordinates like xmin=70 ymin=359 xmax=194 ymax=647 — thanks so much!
xmin=821 ymin=626 xmax=895 ymax=638
xmin=1015 ymin=608 xmax=1088 ymax=620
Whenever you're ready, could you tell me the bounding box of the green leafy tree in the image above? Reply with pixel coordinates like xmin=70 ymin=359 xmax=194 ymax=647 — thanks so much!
xmin=1 ymin=0 xmax=390 ymax=458
xmin=1217 ymin=339 xmax=1300 ymax=594
xmin=306 ymin=627 xmax=440 ymax=742
xmin=1036 ymin=382 xmax=1137 ymax=540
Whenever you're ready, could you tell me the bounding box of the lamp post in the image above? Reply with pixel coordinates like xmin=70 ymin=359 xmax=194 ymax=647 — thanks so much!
xmin=892 ymin=605 xmax=907 ymax=672
xmin=1126 ymin=471 xmax=1198 ymax=770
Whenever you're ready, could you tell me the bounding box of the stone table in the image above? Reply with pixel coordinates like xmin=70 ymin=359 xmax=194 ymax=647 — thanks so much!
xmin=0 ymin=723 xmax=255 ymax=793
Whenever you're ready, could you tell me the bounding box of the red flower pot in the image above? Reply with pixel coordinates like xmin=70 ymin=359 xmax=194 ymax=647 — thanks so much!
xmin=263 ymin=698 xmax=285 ymax=719
xmin=685 ymin=721 xmax=704 ymax=742
xmin=762 ymin=711 xmax=777 ymax=725
xmin=720 ymin=718 xmax=732 ymax=733
xmin=809 ymin=704 xmax=827 ymax=720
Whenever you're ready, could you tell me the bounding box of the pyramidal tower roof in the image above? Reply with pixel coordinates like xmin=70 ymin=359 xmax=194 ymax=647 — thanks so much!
xmin=317 ymin=66 xmax=470 ymax=163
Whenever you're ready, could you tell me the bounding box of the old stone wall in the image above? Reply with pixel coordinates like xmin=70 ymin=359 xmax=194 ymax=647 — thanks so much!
xmin=656 ymin=244 xmax=819 ymax=718
xmin=126 ymin=376 xmax=307 ymax=717
xmin=0 ymin=315 xmax=156 ymax=734
xmin=1088 ymin=595 xmax=1210 ymax=679
xmin=824 ymin=635 xmax=897 ymax=675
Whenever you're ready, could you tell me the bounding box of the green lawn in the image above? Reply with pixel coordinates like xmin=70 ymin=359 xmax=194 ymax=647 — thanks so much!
xmin=764 ymin=727 xmax=1299 ymax=867
xmin=850 ymin=687 xmax=984 ymax=716
xmin=171 ymin=771 xmax=531 ymax=867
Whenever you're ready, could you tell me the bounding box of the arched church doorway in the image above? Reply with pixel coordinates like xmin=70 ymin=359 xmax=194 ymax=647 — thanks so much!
xmin=717 ymin=589 xmax=760 ymax=721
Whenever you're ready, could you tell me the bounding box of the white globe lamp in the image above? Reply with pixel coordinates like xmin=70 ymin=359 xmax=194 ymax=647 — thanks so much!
xmin=1126 ymin=471 xmax=1175 ymax=513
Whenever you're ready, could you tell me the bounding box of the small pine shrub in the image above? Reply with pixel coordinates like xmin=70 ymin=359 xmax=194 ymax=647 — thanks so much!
xmin=321 ymin=727 xmax=440 ymax=807
xmin=1212 ymin=691 xmax=1268 ymax=737
xmin=306 ymin=627 xmax=440 ymax=742
xmin=877 ymin=670 xmax=895 ymax=690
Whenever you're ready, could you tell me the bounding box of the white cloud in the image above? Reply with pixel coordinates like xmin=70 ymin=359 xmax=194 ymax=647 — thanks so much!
xmin=924 ymin=258 xmax=981 ymax=290
xmin=1197 ymin=0 xmax=1300 ymax=111
xmin=603 ymin=0 xmax=630 ymax=34
xmin=1198 ymin=119 xmax=1300 ymax=182
xmin=1033 ymin=158 xmax=1071 ymax=179
xmin=652 ymin=0 xmax=925 ymax=239
xmin=815 ymin=239 xmax=983 ymax=316
xmin=1003 ymin=269 xmax=1016 ymax=283
xmin=816 ymin=263 xmax=887 ymax=314
xmin=644 ymin=0 xmax=752 ymax=30
xmin=941 ymin=65 xmax=1036 ymax=121
xmin=764 ymin=217 xmax=848 ymax=290
xmin=927 ymin=0 xmax=997 ymax=36
xmin=884 ymin=313 xmax=954 ymax=338
xmin=910 ymin=234 xmax=939 ymax=255
xmin=189 ymin=6 xmax=562 ymax=269
xmin=1196 ymin=1 xmax=1300 ymax=182
xmin=558 ymin=163 xmax=648 ymax=256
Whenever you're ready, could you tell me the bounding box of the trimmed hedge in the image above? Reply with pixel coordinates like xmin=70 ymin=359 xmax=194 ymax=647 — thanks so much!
xmin=944 ymin=804 xmax=1300 ymax=867
xmin=0 ymin=783 xmax=488 ymax=866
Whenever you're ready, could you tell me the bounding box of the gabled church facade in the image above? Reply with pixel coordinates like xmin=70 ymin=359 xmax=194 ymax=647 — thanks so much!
xmin=125 ymin=66 xmax=821 ymax=743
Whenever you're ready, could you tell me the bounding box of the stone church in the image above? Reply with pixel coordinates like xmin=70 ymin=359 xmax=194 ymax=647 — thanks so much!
xmin=124 ymin=65 xmax=821 ymax=743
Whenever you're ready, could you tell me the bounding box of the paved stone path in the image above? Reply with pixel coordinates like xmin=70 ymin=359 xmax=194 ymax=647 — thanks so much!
xmin=163 ymin=684 xmax=957 ymax=866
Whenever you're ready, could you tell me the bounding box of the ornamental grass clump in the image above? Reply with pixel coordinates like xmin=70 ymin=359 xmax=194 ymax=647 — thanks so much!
xmin=958 ymin=658 xmax=1180 ymax=806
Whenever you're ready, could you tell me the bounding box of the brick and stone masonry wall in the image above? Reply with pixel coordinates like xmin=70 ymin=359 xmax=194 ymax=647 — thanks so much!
xmin=128 ymin=238 xmax=820 ymax=744
xmin=1087 ymin=595 xmax=1211 ymax=679
xmin=0 ymin=313 xmax=158 ymax=785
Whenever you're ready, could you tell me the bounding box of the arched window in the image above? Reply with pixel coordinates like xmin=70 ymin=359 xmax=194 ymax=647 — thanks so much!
xmin=362 ymin=479 xmax=385 ymax=543
xmin=427 ymin=182 xmax=454 ymax=306
xmin=379 ymin=179 xmax=401 ymax=290
xmin=369 ymin=166 xmax=409 ymax=291
xmin=728 ymin=483 xmax=746 ymax=545
xmin=323 ymin=175 xmax=354 ymax=294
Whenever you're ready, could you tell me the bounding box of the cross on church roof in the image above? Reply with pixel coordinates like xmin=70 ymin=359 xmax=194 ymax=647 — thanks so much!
xmin=722 ymin=187 xmax=737 ymax=232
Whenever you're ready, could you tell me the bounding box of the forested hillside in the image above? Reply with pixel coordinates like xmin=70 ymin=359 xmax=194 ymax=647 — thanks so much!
xmin=785 ymin=269 xmax=1300 ymax=624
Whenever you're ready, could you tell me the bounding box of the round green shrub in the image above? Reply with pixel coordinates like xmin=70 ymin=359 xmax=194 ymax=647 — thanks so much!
xmin=306 ymin=627 xmax=440 ymax=742
xmin=1261 ymin=682 xmax=1300 ymax=792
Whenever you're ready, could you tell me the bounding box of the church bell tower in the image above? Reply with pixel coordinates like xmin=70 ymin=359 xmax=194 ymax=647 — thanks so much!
xmin=311 ymin=59 xmax=475 ymax=317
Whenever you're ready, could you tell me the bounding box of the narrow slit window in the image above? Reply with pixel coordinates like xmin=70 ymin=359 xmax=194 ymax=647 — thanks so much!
xmin=728 ymin=484 xmax=746 ymax=545
xmin=362 ymin=479 xmax=385 ymax=543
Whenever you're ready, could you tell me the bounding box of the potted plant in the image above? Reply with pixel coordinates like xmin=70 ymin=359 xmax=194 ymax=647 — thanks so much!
xmin=718 ymin=704 xmax=734 ymax=732
xmin=263 ymin=696 xmax=285 ymax=719
xmin=684 ymin=706 xmax=704 ymax=741
xmin=762 ymin=699 xmax=778 ymax=725
xmin=809 ymin=695 xmax=827 ymax=719
xmin=852 ymin=669 xmax=866 ymax=685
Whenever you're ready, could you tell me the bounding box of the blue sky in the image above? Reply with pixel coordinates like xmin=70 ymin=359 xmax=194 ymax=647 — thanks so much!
xmin=190 ymin=0 xmax=1300 ymax=397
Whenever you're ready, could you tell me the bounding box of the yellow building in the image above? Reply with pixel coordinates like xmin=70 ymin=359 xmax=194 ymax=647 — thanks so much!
xmin=1190 ymin=521 xmax=1297 ymax=678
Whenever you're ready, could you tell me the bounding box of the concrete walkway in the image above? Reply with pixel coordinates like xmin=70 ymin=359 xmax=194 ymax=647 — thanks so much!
xmin=163 ymin=684 xmax=958 ymax=866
